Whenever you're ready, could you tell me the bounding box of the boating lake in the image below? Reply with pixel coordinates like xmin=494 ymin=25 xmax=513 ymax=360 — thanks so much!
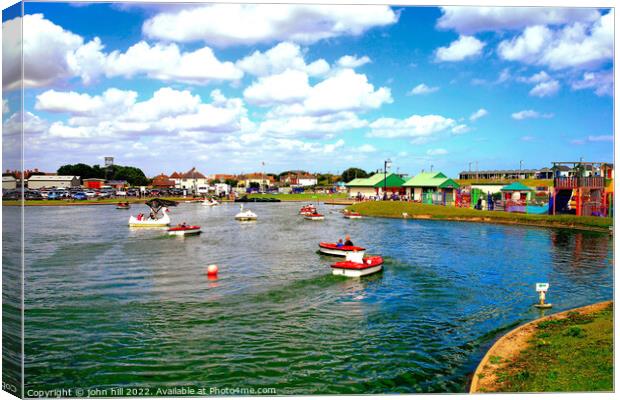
xmin=12 ymin=202 xmax=614 ymax=394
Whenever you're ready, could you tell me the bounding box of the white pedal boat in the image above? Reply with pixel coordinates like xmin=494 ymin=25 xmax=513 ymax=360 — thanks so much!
xmin=202 ymin=199 xmax=220 ymax=206
xmin=304 ymin=213 xmax=325 ymax=221
xmin=235 ymin=205 xmax=257 ymax=221
xmin=128 ymin=209 xmax=171 ymax=227
xmin=318 ymin=242 xmax=367 ymax=257
xmin=167 ymin=225 xmax=201 ymax=236
xmin=331 ymin=252 xmax=383 ymax=277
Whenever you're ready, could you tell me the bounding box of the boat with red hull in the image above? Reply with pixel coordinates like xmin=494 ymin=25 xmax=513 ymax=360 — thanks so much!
xmin=318 ymin=242 xmax=366 ymax=257
xmin=331 ymin=255 xmax=383 ymax=277
xmin=304 ymin=213 xmax=325 ymax=221
xmin=167 ymin=225 xmax=201 ymax=236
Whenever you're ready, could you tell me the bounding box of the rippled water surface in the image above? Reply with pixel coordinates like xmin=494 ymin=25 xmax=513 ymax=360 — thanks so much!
xmin=19 ymin=203 xmax=613 ymax=394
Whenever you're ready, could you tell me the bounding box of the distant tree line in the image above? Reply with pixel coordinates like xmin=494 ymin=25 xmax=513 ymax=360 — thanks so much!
xmin=57 ymin=163 xmax=149 ymax=186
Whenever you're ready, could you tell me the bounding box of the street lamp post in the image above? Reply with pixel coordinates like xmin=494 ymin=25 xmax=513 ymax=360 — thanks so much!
xmin=383 ymin=158 xmax=392 ymax=199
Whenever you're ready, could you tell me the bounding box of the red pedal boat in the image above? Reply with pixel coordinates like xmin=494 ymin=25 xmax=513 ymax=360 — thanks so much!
xmin=331 ymin=254 xmax=383 ymax=277
xmin=167 ymin=225 xmax=201 ymax=236
xmin=318 ymin=242 xmax=366 ymax=257
xmin=299 ymin=205 xmax=317 ymax=216
xmin=304 ymin=213 xmax=325 ymax=221
xmin=343 ymin=211 xmax=362 ymax=219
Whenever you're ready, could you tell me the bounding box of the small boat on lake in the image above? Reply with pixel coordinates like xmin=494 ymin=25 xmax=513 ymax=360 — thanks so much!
xmin=116 ymin=202 xmax=130 ymax=209
xmin=235 ymin=204 xmax=257 ymax=221
xmin=331 ymin=252 xmax=383 ymax=277
xmin=202 ymin=198 xmax=220 ymax=206
xmin=299 ymin=205 xmax=317 ymax=215
xmin=167 ymin=225 xmax=201 ymax=236
xmin=343 ymin=210 xmax=362 ymax=219
xmin=128 ymin=198 xmax=178 ymax=227
xmin=304 ymin=213 xmax=325 ymax=221
xmin=318 ymin=242 xmax=366 ymax=257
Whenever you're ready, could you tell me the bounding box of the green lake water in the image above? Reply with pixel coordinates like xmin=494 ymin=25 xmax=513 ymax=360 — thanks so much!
xmin=8 ymin=202 xmax=613 ymax=394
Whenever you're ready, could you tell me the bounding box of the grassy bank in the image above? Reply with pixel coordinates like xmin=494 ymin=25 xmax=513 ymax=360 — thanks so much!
xmin=348 ymin=201 xmax=612 ymax=231
xmin=478 ymin=303 xmax=613 ymax=392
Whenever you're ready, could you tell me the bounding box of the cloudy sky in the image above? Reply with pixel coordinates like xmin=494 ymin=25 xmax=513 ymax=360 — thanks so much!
xmin=2 ymin=3 xmax=614 ymax=177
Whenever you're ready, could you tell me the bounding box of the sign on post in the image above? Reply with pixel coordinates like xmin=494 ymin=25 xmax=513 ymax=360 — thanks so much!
xmin=536 ymin=283 xmax=549 ymax=292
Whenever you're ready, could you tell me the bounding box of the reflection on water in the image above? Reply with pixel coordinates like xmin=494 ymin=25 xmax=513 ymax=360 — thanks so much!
xmin=16 ymin=203 xmax=613 ymax=393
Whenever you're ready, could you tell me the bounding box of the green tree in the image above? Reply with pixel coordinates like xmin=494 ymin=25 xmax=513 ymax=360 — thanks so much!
xmin=341 ymin=168 xmax=368 ymax=183
xmin=57 ymin=163 xmax=96 ymax=179
xmin=224 ymin=178 xmax=238 ymax=187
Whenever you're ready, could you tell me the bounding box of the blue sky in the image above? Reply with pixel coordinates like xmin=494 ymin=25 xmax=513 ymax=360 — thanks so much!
xmin=2 ymin=3 xmax=614 ymax=177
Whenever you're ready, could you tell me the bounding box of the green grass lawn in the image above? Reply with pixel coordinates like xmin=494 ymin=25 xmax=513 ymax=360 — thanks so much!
xmin=493 ymin=304 xmax=613 ymax=392
xmin=348 ymin=201 xmax=612 ymax=230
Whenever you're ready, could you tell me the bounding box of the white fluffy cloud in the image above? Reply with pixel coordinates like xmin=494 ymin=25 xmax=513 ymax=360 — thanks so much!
xmin=3 ymin=14 xmax=85 ymax=90
xmin=142 ymin=4 xmax=398 ymax=46
xmin=511 ymin=110 xmax=554 ymax=120
xmin=571 ymin=71 xmax=613 ymax=96
xmin=336 ymin=55 xmax=371 ymax=68
xmin=243 ymin=69 xmax=311 ymax=106
xmin=437 ymin=7 xmax=600 ymax=34
xmin=236 ymin=42 xmax=329 ymax=77
xmin=102 ymin=41 xmax=243 ymax=84
xmin=2 ymin=14 xmax=243 ymax=89
xmin=408 ymin=84 xmax=439 ymax=95
xmin=498 ymin=10 xmax=613 ymax=70
xmin=469 ymin=108 xmax=488 ymax=121
xmin=368 ymin=114 xmax=456 ymax=138
xmin=257 ymin=111 xmax=367 ymax=139
xmin=435 ymin=35 xmax=485 ymax=62
xmin=529 ymin=80 xmax=560 ymax=97
xmin=35 ymin=87 xmax=252 ymax=140
xmin=256 ymin=68 xmax=392 ymax=116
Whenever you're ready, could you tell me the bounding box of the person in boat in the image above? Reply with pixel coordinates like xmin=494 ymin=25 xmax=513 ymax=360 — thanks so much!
xmin=336 ymin=238 xmax=344 ymax=247
xmin=344 ymin=235 xmax=354 ymax=246
xmin=181 ymin=222 xmax=187 ymax=228
xmin=149 ymin=211 xmax=156 ymax=220
xmin=137 ymin=213 xmax=143 ymax=221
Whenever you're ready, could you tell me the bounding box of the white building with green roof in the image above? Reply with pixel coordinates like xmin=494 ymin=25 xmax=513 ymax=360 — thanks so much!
xmin=346 ymin=173 xmax=406 ymax=198
xmin=402 ymin=172 xmax=460 ymax=204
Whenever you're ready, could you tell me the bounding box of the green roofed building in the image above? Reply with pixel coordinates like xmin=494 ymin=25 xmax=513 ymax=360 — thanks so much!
xmin=346 ymin=173 xmax=406 ymax=198
xmin=500 ymin=182 xmax=534 ymax=201
xmin=403 ymin=172 xmax=460 ymax=204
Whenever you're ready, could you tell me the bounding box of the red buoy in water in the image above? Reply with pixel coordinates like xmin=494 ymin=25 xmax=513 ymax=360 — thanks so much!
xmin=207 ymin=264 xmax=218 ymax=278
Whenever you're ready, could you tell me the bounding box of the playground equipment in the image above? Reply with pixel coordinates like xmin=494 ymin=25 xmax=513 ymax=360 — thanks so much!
xmin=550 ymin=162 xmax=609 ymax=217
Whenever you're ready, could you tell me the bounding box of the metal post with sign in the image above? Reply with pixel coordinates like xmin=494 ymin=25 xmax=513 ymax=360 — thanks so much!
xmin=534 ymin=282 xmax=552 ymax=308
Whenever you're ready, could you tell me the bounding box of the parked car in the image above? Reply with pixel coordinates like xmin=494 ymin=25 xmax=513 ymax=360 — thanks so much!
xmin=115 ymin=190 xmax=127 ymax=196
xmin=47 ymin=191 xmax=62 ymax=200
xmin=84 ymin=190 xmax=97 ymax=198
xmin=72 ymin=192 xmax=88 ymax=200
xmin=25 ymin=190 xmax=44 ymax=200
